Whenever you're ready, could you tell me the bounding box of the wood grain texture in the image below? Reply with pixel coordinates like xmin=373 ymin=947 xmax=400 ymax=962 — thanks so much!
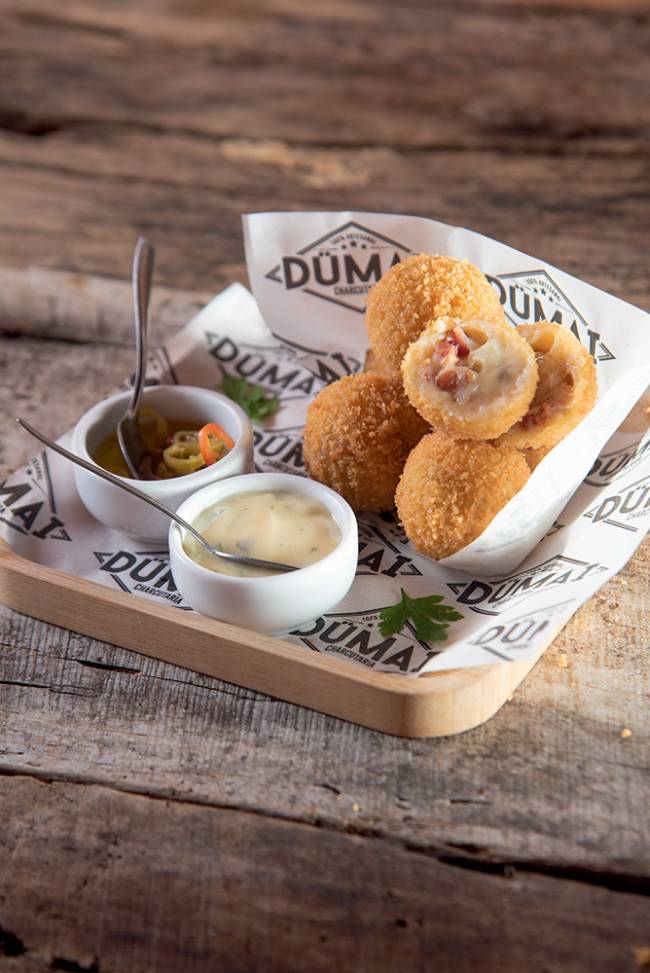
xmin=0 ymin=538 xmax=551 ymax=738
xmin=0 ymin=133 xmax=648 ymax=312
xmin=0 ymin=0 xmax=648 ymax=310
xmin=1 ymin=0 xmax=650 ymax=965
xmin=0 ymin=337 xmax=133 ymax=475
xmin=2 ymin=775 xmax=650 ymax=973
xmin=0 ymin=264 xmax=214 ymax=346
xmin=1 ymin=0 xmax=648 ymax=150
xmin=1 ymin=328 xmax=648 ymax=871
xmin=1 ymin=565 xmax=648 ymax=881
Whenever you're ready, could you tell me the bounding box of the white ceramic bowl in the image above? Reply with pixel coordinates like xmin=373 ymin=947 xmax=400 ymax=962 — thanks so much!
xmin=72 ymin=385 xmax=254 ymax=544
xmin=169 ymin=472 xmax=358 ymax=635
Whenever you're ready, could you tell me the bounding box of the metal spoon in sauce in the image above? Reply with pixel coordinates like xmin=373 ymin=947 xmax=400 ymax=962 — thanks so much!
xmin=16 ymin=418 xmax=299 ymax=573
xmin=117 ymin=237 xmax=155 ymax=480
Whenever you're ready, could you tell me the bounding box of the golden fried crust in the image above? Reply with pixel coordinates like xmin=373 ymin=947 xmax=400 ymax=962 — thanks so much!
xmin=303 ymin=372 xmax=430 ymax=512
xmin=395 ymin=432 xmax=530 ymax=559
xmin=401 ymin=316 xmax=538 ymax=440
xmin=365 ymin=254 xmax=505 ymax=377
xmin=522 ymin=445 xmax=553 ymax=471
xmin=499 ymin=322 xmax=598 ymax=451
xmin=364 ymin=347 xmax=396 ymax=377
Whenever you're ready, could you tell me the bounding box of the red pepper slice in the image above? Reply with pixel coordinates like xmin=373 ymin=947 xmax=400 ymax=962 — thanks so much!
xmin=198 ymin=423 xmax=235 ymax=465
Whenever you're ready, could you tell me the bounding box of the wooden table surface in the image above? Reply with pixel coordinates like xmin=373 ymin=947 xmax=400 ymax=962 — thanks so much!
xmin=1 ymin=1 xmax=649 ymax=970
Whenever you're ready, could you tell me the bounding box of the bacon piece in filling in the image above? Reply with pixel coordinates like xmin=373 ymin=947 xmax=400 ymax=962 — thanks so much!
xmin=425 ymin=326 xmax=478 ymax=394
xmin=401 ymin=315 xmax=539 ymax=441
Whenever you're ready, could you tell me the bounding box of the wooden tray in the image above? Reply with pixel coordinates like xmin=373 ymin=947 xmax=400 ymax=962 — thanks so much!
xmin=0 ymin=538 xmax=545 ymax=737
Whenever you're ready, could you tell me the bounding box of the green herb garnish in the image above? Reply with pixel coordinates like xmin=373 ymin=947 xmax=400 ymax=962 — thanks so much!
xmin=218 ymin=375 xmax=280 ymax=422
xmin=379 ymin=588 xmax=463 ymax=643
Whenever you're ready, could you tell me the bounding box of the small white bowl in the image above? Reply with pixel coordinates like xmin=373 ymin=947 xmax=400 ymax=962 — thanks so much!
xmin=72 ymin=385 xmax=254 ymax=544
xmin=169 ymin=472 xmax=358 ymax=635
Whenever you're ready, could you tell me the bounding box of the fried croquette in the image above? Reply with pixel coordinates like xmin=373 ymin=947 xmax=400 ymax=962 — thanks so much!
xmin=303 ymin=372 xmax=429 ymax=512
xmin=499 ymin=322 xmax=597 ymax=451
xmin=365 ymin=254 xmax=505 ymax=377
xmin=395 ymin=432 xmax=530 ymax=559
xmin=523 ymin=444 xmax=553 ymax=471
xmin=401 ymin=316 xmax=538 ymax=440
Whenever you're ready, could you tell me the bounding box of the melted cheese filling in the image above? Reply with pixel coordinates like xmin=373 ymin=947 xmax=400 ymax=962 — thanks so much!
xmin=518 ymin=354 xmax=574 ymax=429
xmin=418 ymin=324 xmax=532 ymax=417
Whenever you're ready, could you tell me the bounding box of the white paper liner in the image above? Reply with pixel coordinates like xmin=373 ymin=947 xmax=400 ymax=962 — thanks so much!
xmin=2 ymin=210 xmax=649 ymax=678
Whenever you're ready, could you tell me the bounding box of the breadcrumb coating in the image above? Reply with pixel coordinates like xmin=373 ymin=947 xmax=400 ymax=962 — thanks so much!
xmin=364 ymin=347 xmax=396 ymax=377
xmin=303 ymin=372 xmax=430 ymax=511
xmin=401 ymin=316 xmax=537 ymax=440
xmin=365 ymin=254 xmax=505 ymax=377
xmin=395 ymin=432 xmax=530 ymax=559
xmin=499 ymin=322 xmax=598 ymax=451
xmin=522 ymin=444 xmax=553 ymax=471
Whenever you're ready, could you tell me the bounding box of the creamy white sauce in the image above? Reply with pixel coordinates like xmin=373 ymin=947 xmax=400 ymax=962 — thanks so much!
xmin=183 ymin=490 xmax=341 ymax=578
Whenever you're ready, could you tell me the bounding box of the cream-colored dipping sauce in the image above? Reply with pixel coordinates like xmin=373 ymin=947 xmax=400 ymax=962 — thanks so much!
xmin=183 ymin=490 xmax=342 ymax=578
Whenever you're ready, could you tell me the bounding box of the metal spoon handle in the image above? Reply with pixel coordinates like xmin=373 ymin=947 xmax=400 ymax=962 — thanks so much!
xmin=129 ymin=237 xmax=155 ymax=421
xmin=15 ymin=418 xmax=298 ymax=573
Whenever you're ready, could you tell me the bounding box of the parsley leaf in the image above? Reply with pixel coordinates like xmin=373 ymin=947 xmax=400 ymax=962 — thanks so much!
xmin=217 ymin=375 xmax=280 ymax=422
xmin=379 ymin=588 xmax=463 ymax=644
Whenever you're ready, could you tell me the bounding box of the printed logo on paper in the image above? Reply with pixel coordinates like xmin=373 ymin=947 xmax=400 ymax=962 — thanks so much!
xmin=0 ymin=452 xmax=71 ymax=541
xmin=253 ymin=427 xmax=305 ymax=475
xmin=366 ymin=509 xmax=411 ymax=548
xmin=469 ymin=599 xmax=576 ymax=661
xmin=357 ymin=519 xmax=423 ymax=578
xmin=584 ymin=472 xmax=650 ymax=533
xmin=291 ymin=607 xmax=437 ymax=674
xmin=447 ymin=554 xmax=606 ymax=616
xmin=206 ymin=332 xmax=361 ymax=396
xmin=489 ymin=269 xmax=615 ymax=362
xmin=585 ymin=434 xmax=650 ymax=487
xmin=264 ymin=220 xmax=412 ymax=313
xmin=94 ymin=550 xmax=189 ymax=608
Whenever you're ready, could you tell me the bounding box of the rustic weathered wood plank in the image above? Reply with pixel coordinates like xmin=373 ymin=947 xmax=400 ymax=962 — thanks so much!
xmin=0 ymin=1 xmax=648 ymax=325
xmin=2 ymin=775 xmax=650 ymax=973
xmin=0 ymin=142 xmax=648 ymax=332
xmin=0 ymin=2 xmax=648 ymax=311
xmin=1 ymin=0 xmax=648 ymax=151
xmin=2 ymin=572 xmax=648 ymax=883
xmin=1 ymin=0 xmax=650 ymax=960
xmin=1 ymin=332 xmax=649 ymax=877
xmin=0 ymin=337 xmax=133 ymax=474
xmin=1 ymin=129 xmax=650 ymax=295
xmin=0 ymin=264 xmax=214 ymax=346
